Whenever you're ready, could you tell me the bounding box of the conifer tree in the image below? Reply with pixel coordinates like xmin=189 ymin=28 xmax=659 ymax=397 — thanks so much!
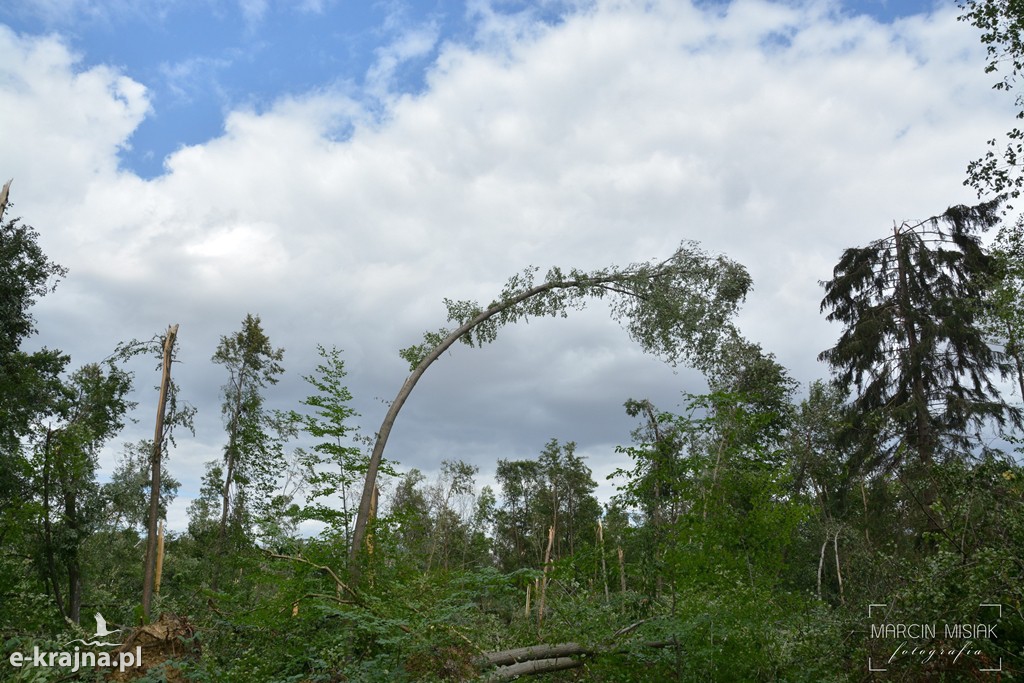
xmin=819 ymin=201 xmax=1020 ymax=479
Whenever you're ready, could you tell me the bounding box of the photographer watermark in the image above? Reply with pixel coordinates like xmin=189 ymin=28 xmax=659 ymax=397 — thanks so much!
xmin=7 ymin=612 xmax=142 ymax=674
xmin=867 ymin=603 xmax=1002 ymax=673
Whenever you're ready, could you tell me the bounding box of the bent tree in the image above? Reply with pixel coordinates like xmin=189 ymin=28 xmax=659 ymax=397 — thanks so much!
xmin=349 ymin=241 xmax=752 ymax=580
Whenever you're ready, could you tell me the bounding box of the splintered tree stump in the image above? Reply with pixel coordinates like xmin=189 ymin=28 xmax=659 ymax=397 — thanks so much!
xmin=107 ymin=613 xmax=198 ymax=681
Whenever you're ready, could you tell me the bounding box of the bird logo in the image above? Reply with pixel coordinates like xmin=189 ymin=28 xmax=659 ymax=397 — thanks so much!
xmin=65 ymin=612 xmax=122 ymax=647
xmin=93 ymin=613 xmax=121 ymax=639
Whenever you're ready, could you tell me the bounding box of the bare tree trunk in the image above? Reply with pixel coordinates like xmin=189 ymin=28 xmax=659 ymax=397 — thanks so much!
xmin=365 ymin=484 xmax=378 ymax=557
xmin=598 ymin=520 xmax=609 ymax=603
xmin=538 ymin=526 xmax=554 ymax=626
xmin=860 ymin=480 xmax=871 ymax=545
xmin=0 ymin=179 xmax=11 ymax=222
xmin=143 ymin=324 xmax=177 ymax=622
xmin=817 ymin=533 xmax=828 ymax=601
xmin=894 ymin=227 xmax=942 ymax=538
xmin=155 ymin=521 xmax=165 ymax=595
xmin=833 ymin=529 xmax=845 ymax=605
xmin=617 ymin=546 xmax=627 ymax=593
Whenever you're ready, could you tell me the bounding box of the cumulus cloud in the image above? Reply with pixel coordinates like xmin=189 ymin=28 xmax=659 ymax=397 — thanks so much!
xmin=0 ymin=27 xmax=150 ymax=222
xmin=0 ymin=0 xmax=1012 ymax=525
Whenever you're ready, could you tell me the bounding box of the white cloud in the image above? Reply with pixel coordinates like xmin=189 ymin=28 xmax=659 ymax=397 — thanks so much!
xmin=365 ymin=23 xmax=441 ymax=100
xmin=2 ymin=0 xmax=177 ymax=27
xmin=159 ymin=55 xmax=234 ymax=104
xmin=0 ymin=26 xmax=150 ymax=221
xmin=1 ymin=0 xmax=1014 ymax=521
xmin=238 ymin=0 xmax=268 ymax=25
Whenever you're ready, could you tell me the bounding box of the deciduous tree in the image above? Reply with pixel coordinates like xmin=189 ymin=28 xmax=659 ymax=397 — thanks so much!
xmin=350 ymin=242 xmax=751 ymax=582
xmin=290 ymin=345 xmax=373 ymax=550
xmin=33 ymin=361 xmax=134 ymax=623
xmin=203 ymin=314 xmax=285 ymax=544
xmin=958 ymin=0 xmax=1024 ymax=200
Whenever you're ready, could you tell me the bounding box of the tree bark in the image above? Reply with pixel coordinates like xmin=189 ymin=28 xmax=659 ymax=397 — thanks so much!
xmin=487 ymin=657 xmax=582 ymax=679
xmin=481 ymin=643 xmax=589 ymax=667
xmin=0 ymin=178 xmax=10 ymax=222
xmin=155 ymin=520 xmax=165 ymax=595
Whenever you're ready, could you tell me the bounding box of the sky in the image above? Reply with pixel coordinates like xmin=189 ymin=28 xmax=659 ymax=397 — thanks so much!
xmin=0 ymin=0 xmax=1014 ymax=533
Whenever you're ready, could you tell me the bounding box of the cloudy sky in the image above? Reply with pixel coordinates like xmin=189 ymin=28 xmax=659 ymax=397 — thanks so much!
xmin=0 ymin=0 xmax=1012 ymax=531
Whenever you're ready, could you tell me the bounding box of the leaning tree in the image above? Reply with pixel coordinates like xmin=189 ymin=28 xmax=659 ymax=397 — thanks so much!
xmin=348 ymin=241 xmax=753 ymax=581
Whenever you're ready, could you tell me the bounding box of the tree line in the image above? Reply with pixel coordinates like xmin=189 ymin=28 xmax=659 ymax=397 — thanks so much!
xmin=1 ymin=2 xmax=1023 ymax=679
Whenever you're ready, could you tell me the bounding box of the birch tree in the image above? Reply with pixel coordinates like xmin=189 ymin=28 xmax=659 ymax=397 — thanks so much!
xmin=349 ymin=241 xmax=751 ymax=581
xmin=208 ymin=314 xmax=285 ymax=543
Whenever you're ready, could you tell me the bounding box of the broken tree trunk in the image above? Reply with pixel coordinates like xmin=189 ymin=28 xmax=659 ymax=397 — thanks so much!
xmin=0 ymin=179 xmax=10 ymax=222
xmin=538 ymin=525 xmax=554 ymax=626
xmin=142 ymin=324 xmax=178 ymax=621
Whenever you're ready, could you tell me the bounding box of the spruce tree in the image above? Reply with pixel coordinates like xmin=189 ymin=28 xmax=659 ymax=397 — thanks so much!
xmin=819 ymin=201 xmax=1020 ymax=478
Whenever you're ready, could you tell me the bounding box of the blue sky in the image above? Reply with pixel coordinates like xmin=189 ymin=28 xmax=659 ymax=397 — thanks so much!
xmin=0 ymin=0 xmax=1008 ymax=531
xmin=2 ymin=0 xmax=938 ymax=178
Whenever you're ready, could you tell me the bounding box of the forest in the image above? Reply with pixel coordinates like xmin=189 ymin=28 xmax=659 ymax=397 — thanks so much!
xmin=2 ymin=1 xmax=1024 ymax=681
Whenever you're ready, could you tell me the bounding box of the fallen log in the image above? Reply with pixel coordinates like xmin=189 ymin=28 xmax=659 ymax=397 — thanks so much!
xmin=478 ymin=637 xmax=679 ymax=678
xmin=481 ymin=643 xmax=589 ymax=668
xmin=488 ymin=657 xmax=582 ymax=680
